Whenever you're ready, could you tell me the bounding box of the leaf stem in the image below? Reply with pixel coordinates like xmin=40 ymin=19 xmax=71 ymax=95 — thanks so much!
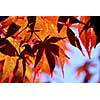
xmin=34 ymin=32 xmax=42 ymax=41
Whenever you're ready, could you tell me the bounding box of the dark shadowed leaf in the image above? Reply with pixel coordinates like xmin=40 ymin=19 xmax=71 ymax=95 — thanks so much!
xmin=67 ymin=28 xmax=84 ymax=55
xmin=32 ymin=41 xmax=41 ymax=54
xmin=26 ymin=16 xmax=36 ymax=41
xmin=6 ymin=22 xmax=20 ymax=37
xmin=0 ymin=16 xmax=9 ymax=22
xmin=27 ymin=16 xmax=36 ymax=24
xmin=27 ymin=16 xmax=36 ymax=32
xmin=48 ymin=44 xmax=59 ymax=56
xmin=34 ymin=44 xmax=44 ymax=68
xmin=23 ymin=44 xmax=34 ymax=56
xmin=22 ymin=59 xmax=26 ymax=79
xmin=75 ymin=36 xmax=83 ymax=53
xmin=90 ymin=16 xmax=100 ymax=44
xmin=47 ymin=37 xmax=66 ymax=43
xmin=79 ymin=23 xmax=89 ymax=36
xmin=0 ymin=38 xmax=18 ymax=56
xmin=13 ymin=58 xmax=19 ymax=75
xmin=0 ymin=60 xmax=5 ymax=72
xmin=69 ymin=16 xmax=82 ymax=24
xmin=67 ymin=28 xmax=76 ymax=46
xmin=45 ymin=50 xmax=55 ymax=73
xmin=29 ymin=23 xmax=35 ymax=34
xmin=33 ymin=35 xmax=68 ymax=75
xmin=20 ymin=42 xmax=41 ymax=58
xmin=57 ymin=16 xmax=69 ymax=32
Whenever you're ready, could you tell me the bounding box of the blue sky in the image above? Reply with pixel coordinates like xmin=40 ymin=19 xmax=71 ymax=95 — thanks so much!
xmin=39 ymin=27 xmax=100 ymax=83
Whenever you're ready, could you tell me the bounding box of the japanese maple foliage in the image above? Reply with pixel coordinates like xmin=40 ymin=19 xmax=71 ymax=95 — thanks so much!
xmin=0 ymin=16 xmax=99 ymax=83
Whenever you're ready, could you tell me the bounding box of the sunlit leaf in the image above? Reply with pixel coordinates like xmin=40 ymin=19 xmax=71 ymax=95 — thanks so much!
xmin=0 ymin=56 xmax=17 ymax=82
xmin=80 ymin=28 xmax=97 ymax=58
xmin=25 ymin=63 xmax=33 ymax=82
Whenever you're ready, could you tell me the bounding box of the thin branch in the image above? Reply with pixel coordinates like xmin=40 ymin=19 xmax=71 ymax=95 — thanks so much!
xmin=34 ymin=32 xmax=42 ymax=41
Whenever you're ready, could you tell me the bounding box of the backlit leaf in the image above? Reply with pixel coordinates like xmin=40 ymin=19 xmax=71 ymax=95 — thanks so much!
xmin=80 ymin=28 xmax=97 ymax=58
xmin=0 ymin=56 xmax=17 ymax=82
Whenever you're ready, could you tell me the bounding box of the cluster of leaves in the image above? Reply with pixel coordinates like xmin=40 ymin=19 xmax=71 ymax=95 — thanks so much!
xmin=0 ymin=16 xmax=99 ymax=83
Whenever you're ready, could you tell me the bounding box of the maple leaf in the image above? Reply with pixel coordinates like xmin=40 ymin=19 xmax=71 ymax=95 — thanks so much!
xmin=77 ymin=16 xmax=91 ymax=36
xmin=12 ymin=44 xmax=35 ymax=82
xmin=67 ymin=27 xmax=83 ymax=55
xmin=12 ymin=58 xmax=27 ymax=82
xmin=32 ymin=35 xmax=69 ymax=75
xmin=76 ymin=16 xmax=97 ymax=58
xmin=24 ymin=63 xmax=33 ymax=82
xmin=0 ymin=38 xmax=19 ymax=56
xmin=80 ymin=28 xmax=97 ymax=58
xmin=76 ymin=61 xmax=97 ymax=83
xmin=57 ymin=16 xmax=69 ymax=33
xmin=26 ymin=16 xmax=36 ymax=41
xmin=0 ymin=16 xmax=99 ymax=83
xmin=5 ymin=22 xmax=20 ymax=38
xmin=0 ymin=56 xmax=17 ymax=83
xmin=12 ymin=58 xmax=24 ymax=83
xmin=0 ymin=17 xmax=13 ymax=32
xmin=57 ymin=16 xmax=84 ymax=33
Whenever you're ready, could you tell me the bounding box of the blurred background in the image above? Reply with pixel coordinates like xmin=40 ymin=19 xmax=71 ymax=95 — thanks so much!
xmin=39 ymin=28 xmax=100 ymax=83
